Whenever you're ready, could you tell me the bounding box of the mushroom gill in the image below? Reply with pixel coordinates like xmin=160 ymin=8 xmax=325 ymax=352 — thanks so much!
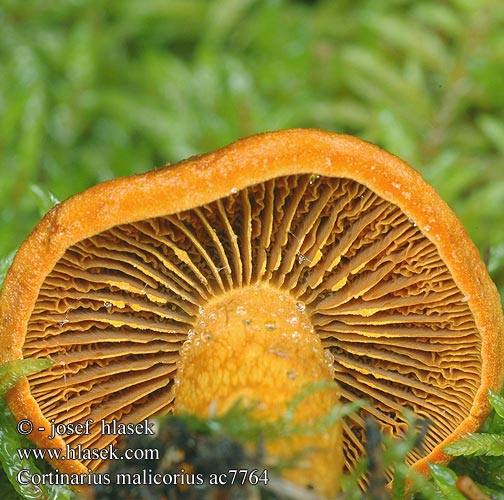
xmin=1 ymin=129 xmax=503 ymax=495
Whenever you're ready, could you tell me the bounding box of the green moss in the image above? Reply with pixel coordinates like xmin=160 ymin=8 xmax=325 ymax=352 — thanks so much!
xmin=1 ymin=1 xmax=503 ymax=497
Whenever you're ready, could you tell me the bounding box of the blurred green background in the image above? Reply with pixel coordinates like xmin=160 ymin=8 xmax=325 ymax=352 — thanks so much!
xmin=1 ymin=0 xmax=504 ymax=299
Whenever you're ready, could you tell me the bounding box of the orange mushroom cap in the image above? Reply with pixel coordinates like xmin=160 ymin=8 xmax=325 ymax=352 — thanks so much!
xmin=1 ymin=128 xmax=503 ymax=493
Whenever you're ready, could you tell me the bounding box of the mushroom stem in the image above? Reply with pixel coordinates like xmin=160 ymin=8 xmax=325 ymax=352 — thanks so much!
xmin=173 ymin=284 xmax=343 ymax=497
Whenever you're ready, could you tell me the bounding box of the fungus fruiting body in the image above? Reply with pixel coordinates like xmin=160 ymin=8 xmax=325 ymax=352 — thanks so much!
xmin=174 ymin=285 xmax=343 ymax=495
xmin=0 ymin=129 xmax=503 ymax=496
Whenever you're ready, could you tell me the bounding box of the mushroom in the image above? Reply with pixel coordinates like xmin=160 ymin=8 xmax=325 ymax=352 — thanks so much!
xmin=1 ymin=129 xmax=503 ymax=496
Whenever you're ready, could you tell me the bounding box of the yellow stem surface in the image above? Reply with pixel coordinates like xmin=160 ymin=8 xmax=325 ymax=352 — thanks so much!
xmin=174 ymin=285 xmax=343 ymax=497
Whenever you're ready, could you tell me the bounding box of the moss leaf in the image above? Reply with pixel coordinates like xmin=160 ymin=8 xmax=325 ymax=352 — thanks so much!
xmin=444 ymin=433 xmax=504 ymax=457
xmin=0 ymin=359 xmax=53 ymax=398
xmin=489 ymin=389 xmax=504 ymax=420
xmin=428 ymin=463 xmax=467 ymax=500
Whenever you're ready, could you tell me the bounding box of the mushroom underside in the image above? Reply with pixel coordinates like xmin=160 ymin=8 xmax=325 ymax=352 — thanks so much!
xmin=24 ymin=173 xmax=481 ymax=481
